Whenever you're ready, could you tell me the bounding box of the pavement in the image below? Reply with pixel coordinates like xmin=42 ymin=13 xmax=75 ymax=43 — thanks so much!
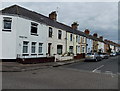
xmin=0 ymin=59 xmax=84 ymax=72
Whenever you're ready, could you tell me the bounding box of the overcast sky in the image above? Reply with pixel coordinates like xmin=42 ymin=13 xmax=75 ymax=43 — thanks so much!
xmin=1 ymin=2 xmax=118 ymax=43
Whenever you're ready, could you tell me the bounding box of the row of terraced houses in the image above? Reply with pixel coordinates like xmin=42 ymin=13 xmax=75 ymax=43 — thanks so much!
xmin=0 ymin=5 xmax=120 ymax=63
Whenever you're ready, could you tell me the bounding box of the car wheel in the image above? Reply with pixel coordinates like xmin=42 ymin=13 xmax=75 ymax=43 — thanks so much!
xmin=95 ymin=58 xmax=98 ymax=62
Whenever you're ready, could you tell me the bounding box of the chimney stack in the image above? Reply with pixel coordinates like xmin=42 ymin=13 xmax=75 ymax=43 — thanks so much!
xmin=93 ymin=33 xmax=98 ymax=38
xmin=49 ymin=11 xmax=57 ymax=20
xmin=99 ymin=36 xmax=103 ymax=40
xmin=71 ymin=22 xmax=79 ymax=30
xmin=84 ymin=29 xmax=90 ymax=35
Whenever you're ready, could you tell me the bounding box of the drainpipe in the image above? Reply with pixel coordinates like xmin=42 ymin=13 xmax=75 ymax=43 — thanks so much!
xmin=65 ymin=31 xmax=67 ymax=53
xmin=86 ymin=38 xmax=87 ymax=53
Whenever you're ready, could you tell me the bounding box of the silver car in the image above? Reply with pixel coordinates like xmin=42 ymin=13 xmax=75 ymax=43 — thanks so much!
xmin=99 ymin=53 xmax=109 ymax=59
xmin=110 ymin=52 xmax=117 ymax=56
xmin=85 ymin=52 xmax=102 ymax=61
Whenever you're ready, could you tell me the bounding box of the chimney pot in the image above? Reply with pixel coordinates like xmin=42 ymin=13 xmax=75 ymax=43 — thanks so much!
xmin=99 ymin=36 xmax=103 ymax=40
xmin=71 ymin=22 xmax=79 ymax=30
xmin=84 ymin=29 xmax=90 ymax=35
xmin=49 ymin=11 xmax=57 ymax=20
xmin=93 ymin=33 xmax=98 ymax=38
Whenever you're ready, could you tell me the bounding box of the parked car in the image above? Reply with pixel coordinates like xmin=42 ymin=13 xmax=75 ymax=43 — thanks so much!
xmin=85 ymin=52 xmax=102 ymax=61
xmin=116 ymin=52 xmax=120 ymax=55
xmin=99 ymin=53 xmax=109 ymax=59
xmin=110 ymin=52 xmax=117 ymax=56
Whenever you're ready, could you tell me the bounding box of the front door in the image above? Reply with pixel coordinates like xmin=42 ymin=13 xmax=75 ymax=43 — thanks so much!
xmin=48 ymin=43 xmax=52 ymax=56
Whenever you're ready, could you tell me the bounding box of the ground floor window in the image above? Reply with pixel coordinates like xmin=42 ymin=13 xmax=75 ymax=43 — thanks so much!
xmin=82 ymin=46 xmax=85 ymax=53
xmin=69 ymin=46 xmax=73 ymax=53
xmin=88 ymin=48 xmax=90 ymax=53
xmin=31 ymin=42 xmax=36 ymax=54
xmin=76 ymin=46 xmax=80 ymax=54
xmin=38 ymin=43 xmax=43 ymax=54
xmin=23 ymin=41 xmax=29 ymax=53
xmin=57 ymin=45 xmax=63 ymax=55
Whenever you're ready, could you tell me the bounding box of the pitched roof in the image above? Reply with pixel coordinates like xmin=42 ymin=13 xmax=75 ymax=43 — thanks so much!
xmin=0 ymin=5 xmax=109 ymax=43
xmin=104 ymin=40 xmax=120 ymax=47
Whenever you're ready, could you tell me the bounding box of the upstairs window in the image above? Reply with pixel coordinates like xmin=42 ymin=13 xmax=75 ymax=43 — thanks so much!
xmin=76 ymin=35 xmax=78 ymax=42
xmin=82 ymin=37 xmax=86 ymax=43
xmin=3 ymin=17 xmax=12 ymax=31
xmin=70 ymin=34 xmax=73 ymax=41
xmin=81 ymin=36 xmax=85 ymax=43
xmin=49 ymin=27 xmax=53 ymax=38
xmin=58 ymin=30 xmax=62 ymax=39
xmin=78 ymin=36 xmax=80 ymax=43
xmin=31 ymin=22 xmax=38 ymax=35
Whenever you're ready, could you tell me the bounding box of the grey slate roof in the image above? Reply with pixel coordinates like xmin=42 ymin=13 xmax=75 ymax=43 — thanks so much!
xmin=0 ymin=5 xmax=112 ymax=44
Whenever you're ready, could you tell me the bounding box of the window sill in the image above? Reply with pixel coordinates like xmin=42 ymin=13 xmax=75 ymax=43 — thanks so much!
xmin=31 ymin=33 xmax=38 ymax=36
xmin=57 ymin=53 xmax=62 ymax=55
xmin=31 ymin=54 xmax=37 ymax=55
xmin=38 ymin=54 xmax=43 ymax=55
xmin=2 ymin=29 xmax=11 ymax=32
xmin=49 ymin=37 xmax=52 ymax=38
xmin=22 ymin=54 xmax=29 ymax=56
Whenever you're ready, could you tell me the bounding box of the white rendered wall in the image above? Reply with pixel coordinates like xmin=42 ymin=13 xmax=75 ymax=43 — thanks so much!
xmin=2 ymin=15 xmax=16 ymax=59
xmin=47 ymin=26 xmax=66 ymax=56
xmin=98 ymin=41 xmax=104 ymax=52
xmin=16 ymin=16 xmax=47 ymax=58
xmin=0 ymin=15 xmax=2 ymax=59
xmin=110 ymin=45 xmax=115 ymax=52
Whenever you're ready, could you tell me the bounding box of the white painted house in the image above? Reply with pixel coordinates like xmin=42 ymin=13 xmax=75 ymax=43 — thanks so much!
xmin=0 ymin=5 xmax=89 ymax=63
xmin=0 ymin=16 xmax=2 ymax=59
xmin=1 ymin=5 xmax=119 ymax=63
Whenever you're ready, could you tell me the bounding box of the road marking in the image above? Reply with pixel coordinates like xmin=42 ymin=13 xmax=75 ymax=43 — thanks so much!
xmin=104 ymin=71 xmax=116 ymax=77
xmin=92 ymin=65 xmax=104 ymax=72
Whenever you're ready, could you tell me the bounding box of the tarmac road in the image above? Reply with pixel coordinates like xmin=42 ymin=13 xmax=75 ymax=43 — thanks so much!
xmin=61 ymin=56 xmax=119 ymax=75
xmin=2 ymin=56 xmax=119 ymax=89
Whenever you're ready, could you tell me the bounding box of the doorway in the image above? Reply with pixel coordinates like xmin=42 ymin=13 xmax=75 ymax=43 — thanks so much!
xmin=48 ymin=43 xmax=52 ymax=56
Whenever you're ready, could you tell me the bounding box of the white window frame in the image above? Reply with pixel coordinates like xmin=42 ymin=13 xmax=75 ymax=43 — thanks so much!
xmin=70 ymin=34 xmax=73 ymax=41
xmin=76 ymin=35 xmax=78 ymax=42
xmin=31 ymin=42 xmax=37 ymax=54
xmin=82 ymin=46 xmax=85 ymax=53
xmin=38 ymin=43 xmax=43 ymax=54
xmin=58 ymin=30 xmax=62 ymax=39
xmin=22 ymin=41 xmax=29 ymax=54
xmin=57 ymin=45 xmax=63 ymax=55
xmin=49 ymin=27 xmax=53 ymax=38
xmin=31 ymin=22 xmax=38 ymax=35
xmin=3 ymin=17 xmax=12 ymax=31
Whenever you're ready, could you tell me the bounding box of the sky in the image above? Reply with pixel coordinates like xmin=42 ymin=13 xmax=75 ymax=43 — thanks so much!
xmin=1 ymin=2 xmax=119 ymax=43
